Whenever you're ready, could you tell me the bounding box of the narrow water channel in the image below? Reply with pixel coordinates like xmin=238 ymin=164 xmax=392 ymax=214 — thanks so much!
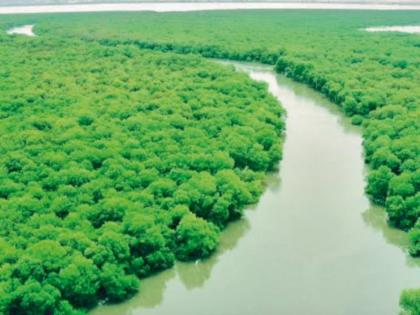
xmin=6 ymin=24 xmax=35 ymax=36
xmin=91 ymin=62 xmax=420 ymax=315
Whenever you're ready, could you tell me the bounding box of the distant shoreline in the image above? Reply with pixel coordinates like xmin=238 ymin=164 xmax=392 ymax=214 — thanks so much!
xmin=2 ymin=0 xmax=420 ymax=5
xmin=1 ymin=1 xmax=420 ymax=13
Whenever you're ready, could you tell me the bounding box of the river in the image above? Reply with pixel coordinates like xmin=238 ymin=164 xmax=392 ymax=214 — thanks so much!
xmin=5 ymin=22 xmax=420 ymax=309
xmin=88 ymin=62 xmax=420 ymax=315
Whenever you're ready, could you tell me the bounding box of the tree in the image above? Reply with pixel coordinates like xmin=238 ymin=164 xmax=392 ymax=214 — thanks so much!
xmin=389 ymin=173 xmax=415 ymax=199
xmin=97 ymin=230 xmax=131 ymax=264
xmin=366 ymin=166 xmax=393 ymax=205
xmin=175 ymin=213 xmax=219 ymax=261
xmin=408 ymin=227 xmax=420 ymax=257
xmin=7 ymin=280 xmax=61 ymax=315
xmin=400 ymin=289 xmax=420 ymax=315
xmin=88 ymin=197 xmax=131 ymax=228
xmin=58 ymin=255 xmax=100 ymax=307
xmin=370 ymin=148 xmax=401 ymax=172
xmin=13 ymin=240 xmax=68 ymax=282
xmin=99 ymin=263 xmax=139 ymax=302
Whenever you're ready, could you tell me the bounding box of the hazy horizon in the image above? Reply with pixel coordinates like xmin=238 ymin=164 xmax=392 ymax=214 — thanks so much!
xmin=2 ymin=0 xmax=420 ymax=6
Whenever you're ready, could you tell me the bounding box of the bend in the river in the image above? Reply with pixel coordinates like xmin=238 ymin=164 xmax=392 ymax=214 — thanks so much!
xmin=5 ymin=23 xmax=420 ymax=314
xmin=90 ymin=61 xmax=420 ymax=315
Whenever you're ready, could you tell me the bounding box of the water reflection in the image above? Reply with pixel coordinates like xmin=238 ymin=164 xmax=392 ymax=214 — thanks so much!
xmin=92 ymin=203 xmax=252 ymax=314
xmin=176 ymin=216 xmax=251 ymax=290
xmin=363 ymin=206 xmax=420 ymax=269
xmin=133 ymin=268 xmax=175 ymax=309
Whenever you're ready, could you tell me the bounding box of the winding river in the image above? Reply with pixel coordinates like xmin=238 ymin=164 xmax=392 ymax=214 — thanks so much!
xmin=89 ymin=62 xmax=420 ymax=315
xmin=5 ymin=22 xmax=420 ymax=314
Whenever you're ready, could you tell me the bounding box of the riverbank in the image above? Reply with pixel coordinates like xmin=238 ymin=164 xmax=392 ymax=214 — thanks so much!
xmin=3 ymin=10 xmax=420 ymax=313
xmin=90 ymin=61 xmax=420 ymax=315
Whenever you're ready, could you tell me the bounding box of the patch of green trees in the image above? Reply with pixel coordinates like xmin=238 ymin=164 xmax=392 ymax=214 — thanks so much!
xmin=1 ymin=9 xmax=419 ymax=312
xmin=401 ymin=289 xmax=420 ymax=315
xmin=32 ymin=9 xmax=420 ymax=252
xmin=22 ymin=9 xmax=420 ymax=312
xmin=0 ymin=35 xmax=283 ymax=314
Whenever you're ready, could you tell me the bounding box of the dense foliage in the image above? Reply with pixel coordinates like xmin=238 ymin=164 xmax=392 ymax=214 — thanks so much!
xmin=0 ymin=33 xmax=283 ymax=314
xmin=16 ymin=11 xmax=419 ymax=237
xmin=1 ymin=9 xmax=419 ymax=313
xmin=401 ymin=289 xmax=420 ymax=315
xmin=7 ymin=9 xmax=418 ymax=312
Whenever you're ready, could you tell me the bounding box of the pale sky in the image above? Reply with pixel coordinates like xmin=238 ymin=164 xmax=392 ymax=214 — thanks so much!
xmin=2 ymin=0 xmax=420 ymax=5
